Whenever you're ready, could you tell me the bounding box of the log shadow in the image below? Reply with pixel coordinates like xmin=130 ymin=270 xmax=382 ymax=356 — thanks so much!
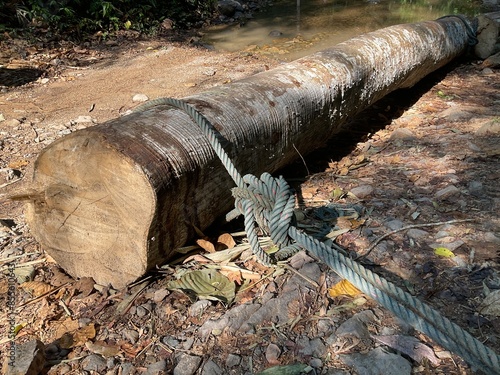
xmin=278 ymin=59 xmax=463 ymax=181
xmin=0 ymin=66 xmax=43 ymax=87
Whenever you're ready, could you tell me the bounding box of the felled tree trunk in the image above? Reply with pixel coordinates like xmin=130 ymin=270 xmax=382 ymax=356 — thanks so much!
xmin=9 ymin=17 xmax=476 ymax=288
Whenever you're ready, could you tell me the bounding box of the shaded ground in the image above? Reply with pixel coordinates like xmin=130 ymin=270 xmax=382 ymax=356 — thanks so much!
xmin=0 ymin=29 xmax=499 ymax=375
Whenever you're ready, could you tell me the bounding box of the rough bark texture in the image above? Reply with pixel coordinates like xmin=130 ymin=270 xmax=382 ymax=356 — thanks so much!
xmin=10 ymin=17 xmax=476 ymax=288
xmin=475 ymin=12 xmax=500 ymax=58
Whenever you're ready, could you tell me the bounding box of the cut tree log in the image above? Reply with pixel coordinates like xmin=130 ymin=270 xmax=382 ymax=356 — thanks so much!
xmin=475 ymin=11 xmax=500 ymax=58
xmin=5 ymin=16 xmax=477 ymax=288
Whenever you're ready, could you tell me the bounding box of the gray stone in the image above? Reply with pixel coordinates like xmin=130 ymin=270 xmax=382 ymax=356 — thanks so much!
xmin=476 ymin=120 xmax=500 ymax=135
xmin=120 ymin=362 xmax=136 ymax=375
xmin=288 ymin=251 xmax=314 ymax=269
xmin=406 ymin=229 xmax=428 ymax=240
xmin=438 ymin=107 xmax=473 ymax=122
xmin=226 ymin=353 xmax=241 ymax=368
xmin=174 ymin=354 xmax=202 ymax=375
xmin=340 ymin=347 xmax=411 ymax=375
xmin=336 ymin=310 xmax=376 ymax=339
xmin=434 ymin=185 xmax=460 ymax=200
xmin=385 ymin=219 xmax=405 ymax=231
xmin=73 ymin=115 xmax=93 ymax=123
xmin=189 ymin=299 xmax=212 ymax=317
xmin=218 ymin=0 xmax=243 ymax=17
xmin=82 ymin=354 xmax=107 ymax=372
xmin=199 ymin=303 xmax=261 ymax=338
xmin=122 ymin=328 xmax=139 ymax=344
xmin=144 ymin=359 xmax=167 ymax=375
xmin=468 ymin=180 xmax=484 ymax=197
xmin=350 ymin=185 xmax=374 ymax=199
xmin=162 ymin=335 xmax=180 ymax=348
xmin=201 ymin=360 xmax=223 ymax=375
xmin=309 ymin=357 xmax=323 ymax=368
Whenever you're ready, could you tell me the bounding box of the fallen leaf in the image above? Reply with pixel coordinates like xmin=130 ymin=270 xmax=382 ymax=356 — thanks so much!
xmin=167 ymin=268 xmax=236 ymax=305
xmin=86 ymin=340 xmax=121 ymax=357
xmin=197 ymin=238 xmax=216 ymax=253
xmin=433 ymin=247 xmax=455 ymax=258
xmin=217 ymin=233 xmax=236 ymax=249
xmin=72 ymin=323 xmax=96 ymax=347
xmin=478 ymin=290 xmax=500 ymax=316
xmin=328 ymin=279 xmax=362 ymax=298
xmin=21 ymin=281 xmax=52 ymax=296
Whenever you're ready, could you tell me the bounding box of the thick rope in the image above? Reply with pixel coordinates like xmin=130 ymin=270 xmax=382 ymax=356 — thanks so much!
xmin=133 ymin=98 xmax=500 ymax=374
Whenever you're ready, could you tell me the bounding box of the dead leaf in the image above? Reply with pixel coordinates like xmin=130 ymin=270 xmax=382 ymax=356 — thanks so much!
xmin=7 ymin=159 xmax=29 ymax=169
xmin=217 ymin=233 xmax=236 ymax=250
xmin=86 ymin=340 xmax=121 ymax=357
xmin=479 ymin=290 xmax=500 ymax=316
xmin=74 ymin=277 xmax=95 ymax=298
xmin=21 ymin=281 xmax=53 ymax=297
xmin=72 ymin=323 xmax=96 ymax=347
xmin=196 ymin=238 xmax=216 ymax=253
xmin=168 ymin=268 xmax=236 ymax=305
xmin=54 ymin=318 xmax=80 ymax=340
xmin=328 ymin=279 xmax=362 ymax=298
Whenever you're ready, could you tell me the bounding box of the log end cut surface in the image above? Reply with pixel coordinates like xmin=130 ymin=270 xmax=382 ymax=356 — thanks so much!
xmin=24 ymin=130 xmax=155 ymax=288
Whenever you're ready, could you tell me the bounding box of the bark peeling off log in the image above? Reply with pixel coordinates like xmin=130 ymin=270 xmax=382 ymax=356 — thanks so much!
xmin=12 ymin=17 xmax=474 ymax=288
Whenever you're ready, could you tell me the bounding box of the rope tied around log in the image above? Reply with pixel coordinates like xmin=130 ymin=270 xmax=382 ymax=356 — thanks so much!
xmin=134 ymin=97 xmax=500 ymax=374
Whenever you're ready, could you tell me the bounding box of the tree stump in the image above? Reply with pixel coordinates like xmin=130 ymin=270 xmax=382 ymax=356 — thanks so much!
xmin=6 ymin=17 xmax=477 ymax=288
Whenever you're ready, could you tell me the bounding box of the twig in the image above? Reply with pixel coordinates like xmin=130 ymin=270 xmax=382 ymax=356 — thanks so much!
xmin=358 ymin=218 xmax=475 ymax=259
xmin=293 ymin=143 xmax=310 ymax=176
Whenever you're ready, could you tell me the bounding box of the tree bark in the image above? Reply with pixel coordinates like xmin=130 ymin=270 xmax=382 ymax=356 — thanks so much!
xmin=8 ymin=17 xmax=476 ymax=288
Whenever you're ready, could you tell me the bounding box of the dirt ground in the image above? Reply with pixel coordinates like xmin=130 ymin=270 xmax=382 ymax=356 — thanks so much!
xmin=0 ymin=29 xmax=499 ymax=375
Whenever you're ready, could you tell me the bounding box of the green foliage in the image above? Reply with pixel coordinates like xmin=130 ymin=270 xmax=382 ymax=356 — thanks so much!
xmin=0 ymin=0 xmax=217 ymax=36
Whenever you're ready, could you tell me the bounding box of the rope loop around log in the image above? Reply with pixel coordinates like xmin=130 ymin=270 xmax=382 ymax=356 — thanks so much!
xmin=133 ymin=96 xmax=500 ymax=374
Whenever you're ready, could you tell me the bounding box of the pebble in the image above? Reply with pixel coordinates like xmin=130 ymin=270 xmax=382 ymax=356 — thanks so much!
xmin=434 ymin=185 xmax=460 ymax=200
xmin=475 ymin=119 xmax=500 ymax=135
xmin=309 ymin=357 xmax=323 ymax=368
xmin=201 ymin=360 xmax=223 ymax=375
xmin=438 ymin=107 xmax=473 ymax=122
xmin=120 ymin=362 xmax=136 ymax=375
xmin=73 ymin=115 xmax=93 ymax=124
xmin=144 ymin=359 xmax=167 ymax=375
xmin=406 ymin=229 xmax=428 ymax=240
xmin=385 ymin=219 xmax=405 ymax=231
xmin=154 ymin=288 xmax=170 ymax=302
xmin=265 ymin=343 xmax=281 ymax=364
xmin=189 ymin=299 xmax=212 ymax=316
xmin=135 ymin=304 xmax=149 ymax=317
xmin=132 ymin=93 xmax=149 ymax=102
xmin=122 ymin=328 xmax=139 ymax=344
xmin=468 ymin=180 xmax=484 ymax=197
xmin=340 ymin=347 xmax=411 ymax=375
xmin=81 ymin=354 xmax=107 ymax=372
xmin=162 ymin=334 xmax=180 ymax=348
xmin=350 ymin=185 xmax=374 ymax=199
xmin=336 ymin=310 xmax=376 ymax=339
xmin=226 ymin=353 xmax=241 ymax=368
xmin=174 ymin=354 xmax=202 ymax=375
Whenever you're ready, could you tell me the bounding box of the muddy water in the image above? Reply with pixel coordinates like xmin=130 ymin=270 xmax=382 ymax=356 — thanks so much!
xmin=202 ymin=0 xmax=480 ymax=60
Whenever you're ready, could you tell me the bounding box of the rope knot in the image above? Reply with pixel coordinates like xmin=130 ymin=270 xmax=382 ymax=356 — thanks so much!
xmin=230 ymin=172 xmax=301 ymax=264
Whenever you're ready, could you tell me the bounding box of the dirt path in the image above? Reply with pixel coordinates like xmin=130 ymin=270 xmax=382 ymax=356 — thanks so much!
xmin=0 ymin=36 xmax=499 ymax=375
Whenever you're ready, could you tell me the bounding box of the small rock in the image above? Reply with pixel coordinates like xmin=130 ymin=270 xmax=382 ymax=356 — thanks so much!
xmin=73 ymin=115 xmax=93 ymax=124
xmin=309 ymin=357 xmax=323 ymax=368
xmin=135 ymin=305 xmax=148 ymax=317
xmin=132 ymin=93 xmax=149 ymax=102
xmin=336 ymin=310 xmax=376 ymax=339
xmin=350 ymin=185 xmax=373 ymax=199
xmin=438 ymin=107 xmax=473 ymax=122
xmin=120 ymin=362 xmax=136 ymax=375
xmin=226 ymin=353 xmax=241 ymax=368
xmin=468 ymin=180 xmax=484 ymax=197
xmin=153 ymin=288 xmax=170 ymax=302
xmin=476 ymin=120 xmax=500 ymax=135
xmin=218 ymin=0 xmax=244 ymax=17
xmin=434 ymin=185 xmax=460 ymax=200
xmin=288 ymin=250 xmax=314 ymax=269
xmin=481 ymin=67 xmax=494 ymax=75
xmin=162 ymin=335 xmax=180 ymax=348
xmin=122 ymin=328 xmax=139 ymax=344
xmin=182 ymin=337 xmax=195 ymax=350
xmin=385 ymin=219 xmax=405 ymax=231
xmin=40 ymin=78 xmax=50 ymax=84
xmin=201 ymin=360 xmax=223 ymax=375
xmin=340 ymin=347 xmax=411 ymax=375
xmin=269 ymin=30 xmax=283 ymax=37
xmin=389 ymin=128 xmax=416 ymax=141
xmin=3 ymin=118 xmax=21 ymax=127
xmin=484 ymin=232 xmax=500 ymax=244
xmin=144 ymin=359 xmax=167 ymax=375
xmin=189 ymin=299 xmax=212 ymax=316
xmin=265 ymin=343 xmax=281 ymax=364
xmin=5 ymin=339 xmax=45 ymax=375
xmin=81 ymin=354 xmax=107 ymax=372
xmin=406 ymin=229 xmax=428 ymax=240
xmin=173 ymin=354 xmax=202 ymax=375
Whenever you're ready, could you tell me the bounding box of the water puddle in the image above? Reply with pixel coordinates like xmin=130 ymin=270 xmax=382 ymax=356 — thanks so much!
xmin=202 ymin=0 xmax=481 ymax=60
